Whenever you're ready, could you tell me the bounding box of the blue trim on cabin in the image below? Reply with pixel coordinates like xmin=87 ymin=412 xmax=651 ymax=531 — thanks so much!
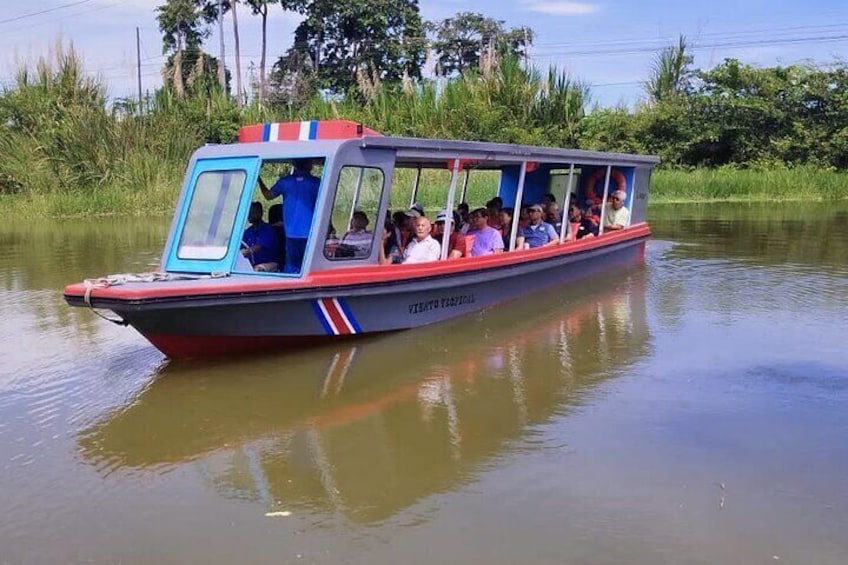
xmin=262 ymin=123 xmax=271 ymax=142
xmin=308 ymin=120 xmax=318 ymax=140
xmin=164 ymin=156 xmax=260 ymax=274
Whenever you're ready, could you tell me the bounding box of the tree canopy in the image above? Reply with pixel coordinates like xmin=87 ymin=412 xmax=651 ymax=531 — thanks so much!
xmin=290 ymin=0 xmax=426 ymax=94
xmin=427 ymin=11 xmax=533 ymax=77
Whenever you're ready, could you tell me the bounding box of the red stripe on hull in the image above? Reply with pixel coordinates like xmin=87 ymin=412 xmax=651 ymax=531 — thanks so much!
xmin=320 ymin=298 xmax=351 ymax=335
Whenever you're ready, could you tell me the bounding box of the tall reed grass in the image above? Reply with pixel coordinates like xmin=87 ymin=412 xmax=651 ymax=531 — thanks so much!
xmin=0 ymin=43 xmax=844 ymax=219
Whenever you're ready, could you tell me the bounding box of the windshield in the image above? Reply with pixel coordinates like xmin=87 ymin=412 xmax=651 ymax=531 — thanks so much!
xmin=177 ymin=170 xmax=246 ymax=260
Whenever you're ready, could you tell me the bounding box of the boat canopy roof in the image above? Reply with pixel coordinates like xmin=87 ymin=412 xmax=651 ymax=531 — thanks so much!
xmin=192 ymin=119 xmax=660 ymax=169
xmin=359 ymin=135 xmax=660 ymax=169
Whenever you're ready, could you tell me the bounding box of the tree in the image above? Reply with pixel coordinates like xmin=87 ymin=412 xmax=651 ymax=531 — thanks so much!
xmin=643 ymin=34 xmax=693 ymax=104
xmin=231 ymin=0 xmax=243 ymax=105
xmin=246 ymin=0 xmax=301 ymax=104
xmin=427 ymin=12 xmax=533 ymax=77
xmin=157 ymin=0 xmax=215 ymax=97
xmin=293 ymin=0 xmax=426 ymax=94
xmin=245 ymin=0 xmax=272 ymax=104
xmin=268 ymin=45 xmax=319 ymax=110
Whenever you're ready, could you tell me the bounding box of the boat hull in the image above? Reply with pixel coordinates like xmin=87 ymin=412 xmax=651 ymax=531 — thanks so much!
xmin=84 ymin=235 xmax=646 ymax=358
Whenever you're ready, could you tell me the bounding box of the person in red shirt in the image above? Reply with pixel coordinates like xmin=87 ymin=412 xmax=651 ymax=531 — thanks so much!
xmin=432 ymin=210 xmax=468 ymax=259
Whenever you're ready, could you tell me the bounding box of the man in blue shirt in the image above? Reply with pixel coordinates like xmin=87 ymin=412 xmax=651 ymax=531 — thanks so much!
xmin=259 ymin=158 xmax=321 ymax=273
xmin=241 ymin=202 xmax=281 ymax=272
xmin=521 ymin=204 xmax=559 ymax=248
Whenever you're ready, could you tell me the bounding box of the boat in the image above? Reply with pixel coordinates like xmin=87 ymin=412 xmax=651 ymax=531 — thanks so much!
xmin=63 ymin=119 xmax=659 ymax=358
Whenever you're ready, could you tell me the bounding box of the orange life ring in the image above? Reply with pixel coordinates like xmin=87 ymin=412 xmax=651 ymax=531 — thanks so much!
xmin=583 ymin=168 xmax=627 ymax=205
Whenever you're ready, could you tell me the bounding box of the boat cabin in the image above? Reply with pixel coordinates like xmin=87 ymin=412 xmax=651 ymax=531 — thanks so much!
xmin=163 ymin=120 xmax=658 ymax=277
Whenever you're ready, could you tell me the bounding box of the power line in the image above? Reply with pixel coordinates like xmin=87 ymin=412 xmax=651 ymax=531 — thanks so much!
xmin=532 ymin=21 xmax=848 ymax=49
xmin=532 ymin=33 xmax=848 ymax=59
xmin=0 ymin=0 xmax=130 ymax=34
xmin=0 ymin=0 xmax=95 ymax=25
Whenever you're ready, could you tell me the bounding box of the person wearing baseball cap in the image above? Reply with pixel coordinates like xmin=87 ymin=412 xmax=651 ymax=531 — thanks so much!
xmin=405 ymin=202 xmax=425 ymax=217
xmin=520 ymin=204 xmax=559 ymax=248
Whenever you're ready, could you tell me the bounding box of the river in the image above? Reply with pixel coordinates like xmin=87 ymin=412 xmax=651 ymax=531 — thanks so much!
xmin=1 ymin=202 xmax=847 ymax=564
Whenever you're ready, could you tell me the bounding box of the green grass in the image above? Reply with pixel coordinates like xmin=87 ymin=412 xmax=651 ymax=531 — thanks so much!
xmin=652 ymin=166 xmax=848 ymax=203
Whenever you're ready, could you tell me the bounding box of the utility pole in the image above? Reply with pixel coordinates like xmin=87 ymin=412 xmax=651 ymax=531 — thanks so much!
xmin=136 ymin=27 xmax=143 ymax=115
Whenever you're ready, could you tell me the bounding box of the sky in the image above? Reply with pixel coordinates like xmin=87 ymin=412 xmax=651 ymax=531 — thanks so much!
xmin=1 ymin=0 xmax=846 ymax=109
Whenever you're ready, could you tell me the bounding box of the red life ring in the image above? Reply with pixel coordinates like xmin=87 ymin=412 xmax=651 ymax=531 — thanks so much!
xmin=583 ymin=168 xmax=627 ymax=205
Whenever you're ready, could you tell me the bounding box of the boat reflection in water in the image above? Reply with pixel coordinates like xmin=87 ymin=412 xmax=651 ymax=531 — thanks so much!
xmin=79 ymin=265 xmax=651 ymax=523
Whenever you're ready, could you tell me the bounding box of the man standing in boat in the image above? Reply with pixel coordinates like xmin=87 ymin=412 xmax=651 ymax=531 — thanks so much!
xmin=258 ymin=158 xmax=321 ymax=273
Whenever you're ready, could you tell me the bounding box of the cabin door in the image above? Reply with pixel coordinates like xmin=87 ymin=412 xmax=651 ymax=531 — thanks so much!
xmin=164 ymin=156 xmax=260 ymax=274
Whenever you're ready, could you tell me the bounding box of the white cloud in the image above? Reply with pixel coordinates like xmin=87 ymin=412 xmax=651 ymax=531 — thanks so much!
xmin=523 ymin=1 xmax=599 ymax=15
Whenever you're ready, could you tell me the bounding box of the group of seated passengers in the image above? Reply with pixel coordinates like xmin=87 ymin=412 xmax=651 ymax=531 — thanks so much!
xmin=241 ymin=201 xmax=285 ymax=271
xmin=376 ymin=189 xmax=631 ymax=264
xmin=244 ymin=188 xmax=632 ymax=271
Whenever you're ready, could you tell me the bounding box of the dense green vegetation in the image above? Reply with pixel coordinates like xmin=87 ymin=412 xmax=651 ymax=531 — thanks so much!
xmin=0 ymin=2 xmax=845 ymax=217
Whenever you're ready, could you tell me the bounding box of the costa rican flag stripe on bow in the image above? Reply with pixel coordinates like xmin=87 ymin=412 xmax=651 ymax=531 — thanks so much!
xmin=312 ymin=297 xmax=361 ymax=335
xmin=237 ymin=120 xmax=382 ymax=143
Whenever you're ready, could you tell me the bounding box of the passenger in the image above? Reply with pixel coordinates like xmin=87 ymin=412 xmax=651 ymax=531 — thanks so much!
xmin=499 ymin=207 xmax=524 ymax=250
xmin=409 ymin=202 xmax=425 ymax=217
xmin=545 ymin=201 xmax=563 ymax=234
xmin=384 ymin=210 xmax=409 ymax=256
xmin=516 ymin=206 xmax=529 ymax=229
xmin=521 ymin=204 xmax=559 ymax=248
xmin=258 ymin=158 xmax=321 ymax=273
xmin=338 ymin=211 xmax=372 ymax=257
xmin=432 ymin=209 xmax=467 ymax=259
xmin=267 ymin=203 xmax=286 ymax=266
xmin=542 ymin=193 xmax=557 ymax=206
xmin=466 ymin=207 xmax=505 ymax=256
xmin=379 ymin=216 xmax=441 ymax=264
xmin=241 ymin=202 xmax=281 ymax=272
xmin=568 ymin=202 xmax=598 ymax=240
xmin=604 ymin=190 xmax=630 ymax=231
xmin=457 ymin=202 xmax=470 ymax=229
xmin=486 ymin=198 xmax=504 ymax=232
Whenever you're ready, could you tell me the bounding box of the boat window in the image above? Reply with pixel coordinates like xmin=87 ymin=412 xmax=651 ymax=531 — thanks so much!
xmin=177 ymin=169 xmax=246 ymax=260
xmin=325 ymin=166 xmax=385 ymax=260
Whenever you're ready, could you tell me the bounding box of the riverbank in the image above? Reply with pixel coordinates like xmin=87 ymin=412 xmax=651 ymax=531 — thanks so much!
xmin=0 ymin=166 xmax=845 ymax=218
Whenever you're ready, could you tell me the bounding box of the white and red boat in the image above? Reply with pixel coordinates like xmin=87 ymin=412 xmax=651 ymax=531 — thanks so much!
xmin=64 ymin=120 xmax=658 ymax=358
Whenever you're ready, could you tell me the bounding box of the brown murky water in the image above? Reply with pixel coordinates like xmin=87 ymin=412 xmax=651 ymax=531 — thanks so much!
xmin=1 ymin=202 xmax=847 ymax=564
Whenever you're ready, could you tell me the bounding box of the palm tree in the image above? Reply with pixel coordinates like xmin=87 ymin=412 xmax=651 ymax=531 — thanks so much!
xmin=644 ymin=34 xmax=692 ymax=103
